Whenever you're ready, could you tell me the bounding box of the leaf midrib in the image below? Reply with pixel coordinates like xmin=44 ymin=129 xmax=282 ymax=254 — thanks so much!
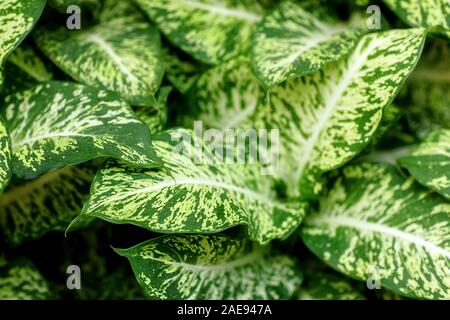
xmin=309 ymin=215 xmax=450 ymax=258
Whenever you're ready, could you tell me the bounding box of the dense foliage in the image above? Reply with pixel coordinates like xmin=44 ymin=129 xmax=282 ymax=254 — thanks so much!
xmin=0 ymin=0 xmax=448 ymax=300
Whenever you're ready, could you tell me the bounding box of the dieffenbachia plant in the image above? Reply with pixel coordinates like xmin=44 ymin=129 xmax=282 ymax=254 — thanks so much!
xmin=82 ymin=128 xmax=308 ymax=245
xmin=301 ymin=163 xmax=450 ymax=300
xmin=383 ymin=0 xmax=450 ymax=39
xmin=116 ymin=234 xmax=303 ymax=299
xmin=0 ymin=0 xmax=448 ymax=301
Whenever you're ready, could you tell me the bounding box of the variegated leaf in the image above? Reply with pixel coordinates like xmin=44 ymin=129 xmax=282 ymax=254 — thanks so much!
xmin=3 ymin=81 xmax=160 ymax=180
xmin=301 ymin=162 xmax=450 ymax=300
xmin=252 ymin=1 xmax=363 ymax=89
xmin=82 ymin=128 xmax=308 ymax=245
xmin=6 ymin=41 xmax=53 ymax=82
xmin=49 ymin=0 xmax=101 ymax=13
xmin=187 ymin=57 xmax=261 ymax=129
xmin=399 ymin=129 xmax=450 ymax=200
xmin=163 ymin=46 xmax=206 ymax=94
xmin=253 ymin=28 xmax=426 ymax=199
xmin=0 ymin=0 xmax=46 ymax=88
xmin=135 ymin=0 xmax=266 ymax=65
xmin=0 ymin=164 xmax=95 ymax=246
xmin=298 ymin=271 xmax=365 ymax=300
xmin=398 ymin=39 xmax=450 ymax=132
xmin=34 ymin=6 xmax=164 ymax=106
xmin=0 ymin=258 xmax=52 ymax=300
xmin=0 ymin=118 xmax=11 ymax=192
xmin=384 ymin=0 xmax=450 ymax=39
xmin=116 ymin=234 xmax=303 ymax=299
xmin=134 ymin=86 xmax=172 ymax=133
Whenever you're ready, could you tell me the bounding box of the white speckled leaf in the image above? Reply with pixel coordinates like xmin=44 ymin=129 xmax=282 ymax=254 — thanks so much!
xmin=34 ymin=6 xmax=164 ymax=106
xmin=399 ymin=129 xmax=450 ymax=200
xmin=384 ymin=0 xmax=450 ymax=39
xmin=6 ymin=41 xmax=53 ymax=82
xmin=398 ymin=39 xmax=450 ymax=132
xmin=0 ymin=258 xmax=52 ymax=300
xmin=253 ymin=28 xmax=426 ymax=199
xmin=0 ymin=0 xmax=46 ymax=88
xmin=82 ymin=128 xmax=308 ymax=245
xmin=252 ymin=1 xmax=363 ymax=89
xmin=135 ymin=0 xmax=266 ymax=65
xmin=301 ymin=162 xmax=450 ymax=300
xmin=0 ymin=118 xmax=11 ymax=192
xmin=3 ymin=81 xmax=160 ymax=180
xmin=116 ymin=234 xmax=303 ymax=299
xmin=0 ymin=164 xmax=96 ymax=246
xmin=187 ymin=57 xmax=262 ymax=129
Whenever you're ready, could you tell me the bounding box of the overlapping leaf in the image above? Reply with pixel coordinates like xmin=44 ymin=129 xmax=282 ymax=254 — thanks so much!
xmin=398 ymin=39 xmax=450 ymax=132
xmin=3 ymin=81 xmax=160 ymax=180
xmin=384 ymin=0 xmax=450 ymax=39
xmin=82 ymin=128 xmax=308 ymax=244
xmin=187 ymin=57 xmax=261 ymax=129
xmin=252 ymin=1 xmax=363 ymax=89
xmin=0 ymin=119 xmax=11 ymax=192
xmin=116 ymin=234 xmax=303 ymax=299
xmin=135 ymin=0 xmax=266 ymax=65
xmin=0 ymin=258 xmax=52 ymax=299
xmin=0 ymin=164 xmax=96 ymax=246
xmin=34 ymin=4 xmax=164 ymax=106
xmin=253 ymin=28 xmax=426 ymax=199
xmin=399 ymin=129 xmax=450 ymax=200
xmin=301 ymin=163 xmax=450 ymax=300
xmin=0 ymin=0 xmax=46 ymax=88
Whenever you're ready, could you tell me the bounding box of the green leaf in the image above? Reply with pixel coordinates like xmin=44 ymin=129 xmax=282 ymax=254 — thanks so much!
xmin=82 ymin=128 xmax=308 ymax=245
xmin=6 ymin=41 xmax=53 ymax=82
xmin=116 ymin=234 xmax=303 ymax=299
xmin=0 ymin=164 xmax=95 ymax=246
xmin=3 ymin=81 xmax=160 ymax=180
xmin=301 ymin=162 xmax=450 ymax=300
xmin=253 ymin=28 xmax=427 ymax=199
xmin=48 ymin=0 xmax=101 ymax=13
xmin=134 ymin=86 xmax=172 ymax=133
xmin=163 ymin=46 xmax=206 ymax=94
xmin=0 ymin=0 xmax=46 ymax=88
xmin=135 ymin=0 xmax=266 ymax=64
xmin=383 ymin=0 xmax=450 ymax=39
xmin=0 ymin=258 xmax=52 ymax=300
xmin=252 ymin=1 xmax=363 ymax=89
xmin=0 ymin=118 xmax=11 ymax=192
xmin=34 ymin=7 xmax=164 ymax=105
xmin=298 ymin=271 xmax=365 ymax=300
xmin=187 ymin=57 xmax=262 ymax=129
xmin=399 ymin=129 xmax=450 ymax=200
xmin=398 ymin=39 xmax=450 ymax=132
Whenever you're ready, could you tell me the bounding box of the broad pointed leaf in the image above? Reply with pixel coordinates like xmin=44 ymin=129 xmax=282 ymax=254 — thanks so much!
xmin=253 ymin=28 xmax=426 ymax=199
xmin=0 ymin=118 xmax=11 ymax=192
xmin=187 ymin=57 xmax=262 ymax=129
xmin=34 ymin=6 xmax=164 ymax=105
xmin=0 ymin=258 xmax=52 ymax=300
xmin=0 ymin=164 xmax=95 ymax=246
xmin=82 ymin=128 xmax=308 ymax=245
xmin=135 ymin=0 xmax=266 ymax=65
xmin=252 ymin=1 xmax=363 ymax=89
xmin=399 ymin=129 xmax=450 ymax=200
xmin=384 ymin=0 xmax=450 ymax=39
xmin=301 ymin=163 xmax=450 ymax=300
xmin=0 ymin=0 xmax=46 ymax=87
xmin=116 ymin=234 xmax=303 ymax=299
xmin=3 ymin=81 xmax=160 ymax=180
